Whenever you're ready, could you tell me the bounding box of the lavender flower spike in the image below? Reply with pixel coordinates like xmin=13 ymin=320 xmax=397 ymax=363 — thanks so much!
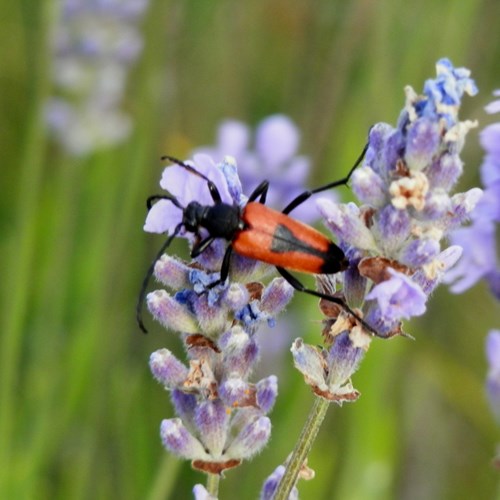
xmin=46 ymin=0 xmax=149 ymax=155
xmin=315 ymin=58 xmax=480 ymax=338
xmin=145 ymin=156 xmax=294 ymax=478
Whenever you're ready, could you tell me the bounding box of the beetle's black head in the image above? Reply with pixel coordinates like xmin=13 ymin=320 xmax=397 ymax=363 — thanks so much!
xmin=182 ymin=201 xmax=205 ymax=233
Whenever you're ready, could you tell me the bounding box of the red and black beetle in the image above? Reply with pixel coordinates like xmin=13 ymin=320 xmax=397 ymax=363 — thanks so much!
xmin=137 ymin=145 xmax=376 ymax=335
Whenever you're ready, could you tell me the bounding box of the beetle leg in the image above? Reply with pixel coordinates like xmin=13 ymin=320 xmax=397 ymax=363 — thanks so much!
xmin=191 ymin=236 xmax=215 ymax=258
xmin=275 ymin=267 xmax=379 ymax=337
xmin=282 ymin=141 xmax=369 ymax=215
xmin=204 ymin=245 xmax=233 ymax=290
xmin=248 ymin=180 xmax=270 ymax=204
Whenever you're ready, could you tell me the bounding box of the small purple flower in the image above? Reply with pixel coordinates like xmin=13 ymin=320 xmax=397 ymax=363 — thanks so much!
xmin=365 ymin=270 xmax=427 ymax=326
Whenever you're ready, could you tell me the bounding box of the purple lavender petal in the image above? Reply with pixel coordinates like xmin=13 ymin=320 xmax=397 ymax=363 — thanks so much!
xmin=365 ymin=270 xmax=427 ymax=321
xmin=143 ymin=199 xmax=183 ymax=234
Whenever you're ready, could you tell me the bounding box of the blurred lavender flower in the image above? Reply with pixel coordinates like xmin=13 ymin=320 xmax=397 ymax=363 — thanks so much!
xmin=46 ymin=0 xmax=149 ymax=155
xmin=145 ymin=156 xmax=294 ymax=476
xmin=445 ymin=91 xmax=500 ymax=298
xmin=486 ymin=330 xmax=500 ymax=424
xmin=311 ymin=58 xmax=480 ymax=341
xmin=194 ymin=114 xmax=337 ymax=222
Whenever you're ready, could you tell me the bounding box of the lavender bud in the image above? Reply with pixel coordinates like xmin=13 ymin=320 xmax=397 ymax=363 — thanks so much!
xmin=260 ymin=278 xmax=294 ymax=316
xmin=447 ymin=188 xmax=483 ymax=227
xmin=171 ymin=390 xmax=198 ymax=428
xmin=256 ymin=375 xmax=278 ymax=413
xmin=326 ymin=330 xmax=367 ymax=394
xmin=372 ymin=204 xmax=411 ymax=255
xmin=220 ymin=326 xmax=259 ymax=378
xmin=222 ymin=283 xmax=250 ymax=311
xmin=426 ymin=153 xmax=463 ymax=190
xmin=290 ymin=339 xmax=328 ymax=393
xmin=350 ymin=166 xmax=387 ymax=207
xmin=147 ymin=290 xmax=199 ymax=333
xmin=343 ymin=248 xmax=367 ymax=308
xmin=317 ymin=199 xmax=377 ymax=251
xmin=422 ymin=189 xmax=451 ymax=220
xmin=399 ymin=238 xmax=440 ymax=267
xmin=225 ymin=416 xmax=271 ymax=460
xmin=194 ymin=400 xmax=229 ymax=456
xmin=404 ymin=117 xmax=440 ymax=171
xmin=219 ymin=377 xmax=252 ymax=408
xmin=150 ymin=349 xmax=188 ymax=388
xmin=154 ymin=254 xmax=191 ymax=289
xmin=160 ymin=419 xmax=209 ymax=460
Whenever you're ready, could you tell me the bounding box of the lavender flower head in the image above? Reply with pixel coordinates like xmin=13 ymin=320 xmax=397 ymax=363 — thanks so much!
xmin=46 ymin=0 xmax=149 ymax=155
xmin=194 ymin=114 xmax=337 ymax=222
xmin=313 ymin=58 xmax=480 ymax=341
xmin=145 ymin=156 xmax=294 ymax=474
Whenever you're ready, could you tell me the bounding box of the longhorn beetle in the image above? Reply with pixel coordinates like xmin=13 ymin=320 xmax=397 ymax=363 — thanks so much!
xmin=137 ymin=143 xmax=377 ymax=335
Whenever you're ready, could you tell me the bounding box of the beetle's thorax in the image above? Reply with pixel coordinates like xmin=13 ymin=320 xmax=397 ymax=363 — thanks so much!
xmin=183 ymin=201 xmax=243 ymax=240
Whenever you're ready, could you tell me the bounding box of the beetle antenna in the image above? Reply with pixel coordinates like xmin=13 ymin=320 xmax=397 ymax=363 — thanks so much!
xmin=136 ymin=222 xmax=183 ymax=333
xmin=161 ymin=155 xmax=222 ymax=204
xmin=161 ymin=155 xmax=212 ymax=184
xmin=146 ymin=194 xmax=183 ymax=211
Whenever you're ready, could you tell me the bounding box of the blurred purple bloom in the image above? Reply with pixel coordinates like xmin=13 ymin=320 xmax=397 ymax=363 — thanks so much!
xmin=194 ymin=114 xmax=337 ymax=222
xmin=46 ymin=0 xmax=149 ymax=155
xmin=486 ymin=330 xmax=500 ymax=423
xmin=446 ymin=91 xmax=500 ymax=299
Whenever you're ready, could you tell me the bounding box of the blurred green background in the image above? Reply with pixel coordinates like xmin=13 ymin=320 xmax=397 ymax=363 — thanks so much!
xmin=1 ymin=1 xmax=500 ymax=499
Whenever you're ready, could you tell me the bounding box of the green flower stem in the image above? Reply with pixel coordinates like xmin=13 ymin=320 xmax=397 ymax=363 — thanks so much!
xmin=206 ymin=473 xmax=220 ymax=497
xmin=274 ymin=395 xmax=330 ymax=500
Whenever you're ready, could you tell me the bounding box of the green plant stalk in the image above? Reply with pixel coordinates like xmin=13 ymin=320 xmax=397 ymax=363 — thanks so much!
xmin=274 ymin=395 xmax=330 ymax=500
xmin=206 ymin=473 xmax=220 ymax=497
